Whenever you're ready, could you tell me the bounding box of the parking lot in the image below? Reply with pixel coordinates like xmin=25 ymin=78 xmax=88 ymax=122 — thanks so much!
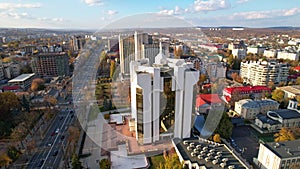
xmin=231 ymin=126 xmax=260 ymax=164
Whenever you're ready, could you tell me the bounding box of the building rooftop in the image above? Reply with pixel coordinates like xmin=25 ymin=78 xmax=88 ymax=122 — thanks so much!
xmin=256 ymin=114 xmax=280 ymax=125
xmin=264 ymin=140 xmax=300 ymax=159
xmin=8 ymin=73 xmax=35 ymax=83
xmin=277 ymin=85 xmax=300 ymax=96
xmin=271 ymin=109 xmax=300 ymax=119
xmin=224 ymin=86 xmax=271 ymax=95
xmin=2 ymin=85 xmax=20 ymax=91
xmin=173 ymin=138 xmax=247 ymax=169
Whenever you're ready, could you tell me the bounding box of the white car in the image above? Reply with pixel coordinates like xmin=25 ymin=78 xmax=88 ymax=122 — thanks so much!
xmin=55 ymin=128 xmax=60 ymax=134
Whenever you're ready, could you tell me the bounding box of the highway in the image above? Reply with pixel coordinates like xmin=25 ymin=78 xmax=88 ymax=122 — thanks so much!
xmin=27 ymin=108 xmax=74 ymax=169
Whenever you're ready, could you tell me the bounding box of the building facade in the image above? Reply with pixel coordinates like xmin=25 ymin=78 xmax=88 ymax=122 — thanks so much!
xmin=234 ymin=99 xmax=279 ymax=119
xmin=130 ymin=50 xmax=199 ymax=145
xmin=0 ymin=60 xmax=4 ymax=80
xmin=8 ymin=73 xmax=35 ymax=91
xmin=240 ymin=61 xmax=289 ymax=86
xmin=255 ymin=140 xmax=300 ymax=169
xmin=223 ymin=86 xmax=272 ymax=106
xmin=31 ymin=53 xmax=69 ymax=77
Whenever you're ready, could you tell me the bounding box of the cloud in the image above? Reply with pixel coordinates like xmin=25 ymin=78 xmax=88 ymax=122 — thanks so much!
xmin=107 ymin=10 xmax=118 ymax=16
xmin=83 ymin=0 xmax=103 ymax=6
xmin=236 ymin=0 xmax=249 ymax=4
xmin=0 ymin=2 xmax=41 ymax=9
xmin=193 ymin=0 xmax=230 ymax=12
xmin=158 ymin=6 xmax=183 ymax=15
xmin=230 ymin=8 xmax=300 ymax=20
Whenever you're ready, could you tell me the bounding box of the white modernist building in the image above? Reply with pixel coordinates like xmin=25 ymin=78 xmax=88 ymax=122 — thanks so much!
xmin=8 ymin=73 xmax=35 ymax=91
xmin=130 ymin=45 xmax=199 ymax=145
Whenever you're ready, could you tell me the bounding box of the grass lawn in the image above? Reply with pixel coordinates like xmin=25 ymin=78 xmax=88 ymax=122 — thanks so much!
xmin=149 ymin=154 xmax=165 ymax=169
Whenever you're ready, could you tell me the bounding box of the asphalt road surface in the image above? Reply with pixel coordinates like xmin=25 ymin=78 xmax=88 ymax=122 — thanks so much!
xmin=27 ymin=108 xmax=74 ymax=169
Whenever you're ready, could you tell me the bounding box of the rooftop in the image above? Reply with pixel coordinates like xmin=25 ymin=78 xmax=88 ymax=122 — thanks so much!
xmin=224 ymin=86 xmax=271 ymax=95
xmin=271 ymin=109 xmax=300 ymax=119
xmin=173 ymin=138 xmax=247 ymax=169
xmin=277 ymin=85 xmax=300 ymax=95
xmin=8 ymin=73 xmax=35 ymax=83
xmin=264 ymin=140 xmax=300 ymax=159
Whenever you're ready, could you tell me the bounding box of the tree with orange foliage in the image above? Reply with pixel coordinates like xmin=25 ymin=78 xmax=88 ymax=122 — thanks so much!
xmin=31 ymin=78 xmax=45 ymax=91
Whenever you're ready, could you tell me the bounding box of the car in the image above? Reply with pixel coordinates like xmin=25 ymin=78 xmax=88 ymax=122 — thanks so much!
xmin=60 ymin=135 xmax=65 ymax=140
xmin=60 ymin=116 xmax=64 ymax=120
xmin=51 ymin=132 xmax=55 ymax=136
xmin=55 ymin=128 xmax=60 ymax=134
xmin=53 ymin=150 xmax=59 ymax=156
xmin=48 ymin=143 xmax=52 ymax=147
xmin=37 ymin=159 xmax=44 ymax=167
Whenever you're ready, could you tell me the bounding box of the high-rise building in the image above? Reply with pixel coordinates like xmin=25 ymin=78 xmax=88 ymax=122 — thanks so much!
xmin=31 ymin=53 xmax=69 ymax=77
xmin=240 ymin=61 xmax=289 ymax=86
xmin=130 ymin=48 xmax=199 ymax=145
xmin=71 ymin=36 xmax=85 ymax=51
xmin=119 ymin=32 xmax=162 ymax=76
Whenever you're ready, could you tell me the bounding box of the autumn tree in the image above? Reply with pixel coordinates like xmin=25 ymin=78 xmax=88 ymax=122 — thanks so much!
xmin=231 ymin=72 xmax=243 ymax=83
xmin=296 ymin=77 xmax=300 ymax=85
xmin=71 ymin=153 xmax=83 ymax=169
xmin=274 ymin=127 xmax=296 ymax=142
xmin=272 ymin=89 xmax=285 ymax=104
xmin=158 ymin=153 xmax=182 ymax=169
xmin=110 ymin=60 xmax=116 ymax=79
xmin=213 ymin=133 xmax=221 ymax=143
xmin=31 ymin=78 xmax=45 ymax=91
xmin=0 ymin=92 xmax=20 ymax=121
xmin=0 ymin=153 xmax=12 ymax=168
xmin=99 ymin=159 xmax=111 ymax=169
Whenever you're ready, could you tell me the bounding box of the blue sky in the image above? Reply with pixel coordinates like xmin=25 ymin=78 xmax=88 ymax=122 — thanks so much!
xmin=0 ymin=0 xmax=299 ymax=29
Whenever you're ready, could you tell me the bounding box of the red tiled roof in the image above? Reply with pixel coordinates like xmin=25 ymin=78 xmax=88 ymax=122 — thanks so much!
xmin=294 ymin=66 xmax=300 ymax=71
xmin=3 ymin=85 xmax=20 ymax=91
xmin=224 ymin=86 xmax=271 ymax=95
xmin=196 ymin=94 xmax=222 ymax=107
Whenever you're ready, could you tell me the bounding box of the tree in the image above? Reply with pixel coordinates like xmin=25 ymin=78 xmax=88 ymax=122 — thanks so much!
xmin=213 ymin=133 xmax=221 ymax=143
xmin=110 ymin=60 xmax=116 ymax=79
xmin=7 ymin=146 xmax=21 ymax=161
xmin=215 ymin=112 xmax=233 ymax=139
xmin=71 ymin=153 xmax=83 ymax=169
xmin=0 ymin=153 xmax=12 ymax=168
xmin=31 ymin=78 xmax=45 ymax=91
xmin=21 ymin=95 xmax=30 ymax=112
xmin=296 ymin=77 xmax=300 ymax=85
xmin=274 ymin=127 xmax=296 ymax=142
xmin=231 ymin=72 xmax=243 ymax=83
xmin=99 ymin=159 xmax=110 ymax=169
xmin=161 ymin=153 xmax=182 ymax=169
xmin=272 ymin=89 xmax=285 ymax=103
xmin=0 ymin=92 xmax=20 ymax=120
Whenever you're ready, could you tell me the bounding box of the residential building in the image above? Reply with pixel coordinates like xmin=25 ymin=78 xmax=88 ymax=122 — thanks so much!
xmin=71 ymin=36 xmax=85 ymax=51
xmin=247 ymin=46 xmax=266 ymax=55
xmin=0 ymin=60 xmax=4 ymax=80
xmin=255 ymin=99 xmax=300 ymax=132
xmin=255 ymin=140 xmax=300 ymax=169
xmin=232 ymin=49 xmax=246 ymax=59
xmin=204 ymin=62 xmax=226 ymax=80
xmin=31 ymin=53 xmax=69 ymax=77
xmin=277 ymin=85 xmax=300 ymax=99
xmin=234 ymin=99 xmax=279 ymax=119
xmin=8 ymin=73 xmax=35 ymax=91
xmin=263 ymin=49 xmax=278 ymax=58
xmin=130 ymin=48 xmax=199 ymax=145
xmin=240 ymin=61 xmax=289 ymax=86
xmin=277 ymin=51 xmax=299 ymax=61
xmin=172 ymin=138 xmax=248 ymax=169
xmin=223 ymin=86 xmax=271 ymax=106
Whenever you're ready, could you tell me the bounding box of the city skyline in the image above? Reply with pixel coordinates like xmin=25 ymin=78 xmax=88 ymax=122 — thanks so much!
xmin=0 ymin=0 xmax=299 ymax=29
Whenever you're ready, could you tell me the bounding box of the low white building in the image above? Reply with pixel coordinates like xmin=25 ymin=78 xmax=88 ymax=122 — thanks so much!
xmin=235 ymin=99 xmax=279 ymax=119
xmin=8 ymin=73 xmax=35 ymax=91
xmin=263 ymin=49 xmax=277 ymax=58
xmin=276 ymin=85 xmax=300 ymax=99
xmin=255 ymin=140 xmax=300 ymax=169
xmin=247 ymin=46 xmax=266 ymax=55
xmin=277 ymin=51 xmax=299 ymax=61
xmin=232 ymin=49 xmax=246 ymax=59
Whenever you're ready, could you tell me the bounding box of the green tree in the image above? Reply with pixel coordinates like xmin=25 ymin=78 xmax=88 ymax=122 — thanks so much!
xmin=161 ymin=153 xmax=182 ymax=169
xmin=7 ymin=146 xmax=21 ymax=161
xmin=99 ymin=159 xmax=110 ymax=169
xmin=71 ymin=153 xmax=83 ymax=169
xmin=215 ymin=113 xmax=233 ymax=139
xmin=21 ymin=95 xmax=30 ymax=112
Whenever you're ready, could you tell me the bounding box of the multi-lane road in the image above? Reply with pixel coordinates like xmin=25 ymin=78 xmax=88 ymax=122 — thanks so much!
xmin=27 ymin=108 xmax=74 ymax=169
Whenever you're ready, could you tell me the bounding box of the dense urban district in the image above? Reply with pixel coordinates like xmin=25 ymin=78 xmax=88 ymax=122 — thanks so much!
xmin=0 ymin=27 xmax=300 ymax=169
